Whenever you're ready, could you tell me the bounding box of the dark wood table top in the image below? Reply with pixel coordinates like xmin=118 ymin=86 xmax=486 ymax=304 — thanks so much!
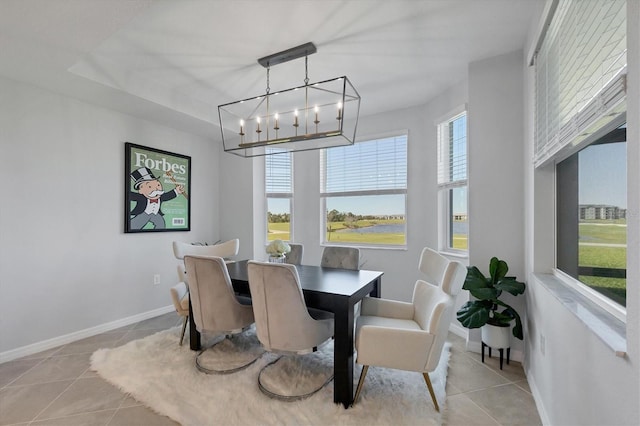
xmin=226 ymin=260 xmax=383 ymax=298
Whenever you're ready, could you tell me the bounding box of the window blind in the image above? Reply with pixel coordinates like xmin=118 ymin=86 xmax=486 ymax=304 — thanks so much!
xmin=321 ymin=135 xmax=407 ymax=195
xmin=534 ymin=0 xmax=627 ymax=168
xmin=437 ymin=112 xmax=467 ymax=187
xmin=265 ymin=148 xmax=292 ymax=193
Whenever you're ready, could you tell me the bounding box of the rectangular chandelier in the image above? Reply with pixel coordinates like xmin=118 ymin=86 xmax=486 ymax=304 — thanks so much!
xmin=218 ymin=43 xmax=360 ymax=157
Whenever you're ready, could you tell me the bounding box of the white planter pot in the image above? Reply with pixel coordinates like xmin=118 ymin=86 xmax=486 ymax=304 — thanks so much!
xmin=481 ymin=324 xmax=511 ymax=349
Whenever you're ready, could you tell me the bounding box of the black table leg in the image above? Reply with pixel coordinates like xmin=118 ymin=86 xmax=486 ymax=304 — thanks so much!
xmin=189 ymin=297 xmax=201 ymax=350
xmin=333 ymin=297 xmax=354 ymax=408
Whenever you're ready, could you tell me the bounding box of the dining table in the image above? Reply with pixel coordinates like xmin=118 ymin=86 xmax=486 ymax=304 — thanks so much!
xmin=188 ymin=260 xmax=383 ymax=408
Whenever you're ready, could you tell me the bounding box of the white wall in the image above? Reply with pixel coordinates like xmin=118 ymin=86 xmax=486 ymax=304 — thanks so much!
xmin=467 ymin=50 xmax=527 ymax=358
xmin=522 ymin=1 xmax=640 ymax=424
xmin=0 ymin=77 xmax=219 ymax=357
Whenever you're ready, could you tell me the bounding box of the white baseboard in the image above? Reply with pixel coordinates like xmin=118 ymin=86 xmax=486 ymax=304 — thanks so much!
xmin=448 ymin=323 xmax=468 ymax=339
xmin=525 ymin=366 xmax=551 ymax=425
xmin=0 ymin=305 xmax=174 ymax=363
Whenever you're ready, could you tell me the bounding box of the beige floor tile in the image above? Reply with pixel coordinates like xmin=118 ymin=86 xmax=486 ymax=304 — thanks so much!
xmin=11 ymin=353 xmax=91 ymax=386
xmin=443 ymin=393 xmax=500 ymax=426
xmin=465 ymin=383 xmax=542 ymax=426
xmin=20 ymin=346 xmax=64 ymax=361
xmin=54 ymin=332 xmax=127 ymax=356
xmin=107 ymin=406 xmax=179 ymax=426
xmin=447 ymin=351 xmax=509 ymax=393
xmin=30 ymin=409 xmax=116 ymax=425
xmin=0 ymin=380 xmax=73 ymax=424
xmin=514 ymin=379 xmax=532 ymax=394
xmin=35 ymin=377 xmax=127 ymax=421
xmin=0 ymin=357 xmax=42 ymax=388
xmin=115 ymin=328 xmax=168 ymax=346
xmin=132 ymin=314 xmax=180 ymax=331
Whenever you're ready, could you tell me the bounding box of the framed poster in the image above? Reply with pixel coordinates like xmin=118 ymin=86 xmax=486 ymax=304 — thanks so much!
xmin=124 ymin=142 xmax=191 ymax=233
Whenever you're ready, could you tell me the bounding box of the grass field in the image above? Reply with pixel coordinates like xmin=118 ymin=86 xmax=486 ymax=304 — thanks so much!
xmin=579 ymin=222 xmax=627 ymax=306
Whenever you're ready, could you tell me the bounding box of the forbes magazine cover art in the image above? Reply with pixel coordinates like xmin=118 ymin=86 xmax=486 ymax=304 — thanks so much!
xmin=125 ymin=143 xmax=191 ymax=233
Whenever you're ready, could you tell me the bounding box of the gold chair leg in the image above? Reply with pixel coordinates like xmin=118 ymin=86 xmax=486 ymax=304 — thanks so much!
xmin=179 ymin=316 xmax=188 ymax=346
xmin=423 ymin=372 xmax=440 ymax=412
xmin=353 ymin=365 xmax=369 ymax=405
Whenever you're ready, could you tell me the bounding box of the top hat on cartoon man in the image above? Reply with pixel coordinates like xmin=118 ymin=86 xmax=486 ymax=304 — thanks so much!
xmin=131 ymin=167 xmax=160 ymax=189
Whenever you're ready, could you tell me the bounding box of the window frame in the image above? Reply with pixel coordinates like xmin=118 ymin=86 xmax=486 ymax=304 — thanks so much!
xmin=554 ymin=120 xmax=627 ymax=322
xmin=264 ymin=149 xmax=293 ymax=243
xmin=437 ymin=107 xmax=468 ymax=256
xmin=320 ymin=131 xmax=408 ymax=249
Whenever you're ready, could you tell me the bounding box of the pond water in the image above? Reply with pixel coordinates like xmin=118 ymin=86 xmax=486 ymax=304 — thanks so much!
xmin=338 ymin=224 xmax=405 ymax=234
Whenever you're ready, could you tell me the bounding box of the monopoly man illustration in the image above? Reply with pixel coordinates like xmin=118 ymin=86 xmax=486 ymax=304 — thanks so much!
xmin=129 ymin=166 xmax=185 ymax=230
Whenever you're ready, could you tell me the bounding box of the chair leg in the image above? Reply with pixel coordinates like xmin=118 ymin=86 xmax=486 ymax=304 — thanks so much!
xmin=353 ymin=365 xmax=369 ymax=405
xmin=179 ymin=316 xmax=188 ymax=346
xmin=423 ymin=373 xmax=440 ymax=412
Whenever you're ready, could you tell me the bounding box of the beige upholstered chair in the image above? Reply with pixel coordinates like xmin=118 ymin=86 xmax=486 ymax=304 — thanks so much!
xmin=173 ymin=239 xmax=239 ymax=261
xmin=353 ymin=248 xmax=466 ymax=411
xmin=170 ymin=281 xmax=190 ymax=346
xmin=247 ymin=261 xmax=334 ymax=400
xmin=184 ymin=255 xmax=262 ymax=374
xmin=321 ymin=246 xmax=360 ymax=270
xmin=284 ymin=243 xmax=304 ymax=265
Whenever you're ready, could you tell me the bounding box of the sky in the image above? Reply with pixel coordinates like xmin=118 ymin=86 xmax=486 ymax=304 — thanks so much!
xmin=578 ymin=141 xmax=626 ymax=208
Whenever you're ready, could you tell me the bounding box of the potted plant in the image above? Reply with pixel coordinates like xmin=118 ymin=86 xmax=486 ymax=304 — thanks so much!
xmin=456 ymin=257 xmax=526 ymax=349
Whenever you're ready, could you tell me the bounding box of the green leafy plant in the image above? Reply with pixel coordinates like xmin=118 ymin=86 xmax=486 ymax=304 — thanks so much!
xmin=456 ymin=257 xmax=526 ymax=339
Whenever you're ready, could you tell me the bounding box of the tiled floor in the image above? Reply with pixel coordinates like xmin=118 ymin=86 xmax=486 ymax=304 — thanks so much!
xmin=0 ymin=313 xmax=542 ymax=425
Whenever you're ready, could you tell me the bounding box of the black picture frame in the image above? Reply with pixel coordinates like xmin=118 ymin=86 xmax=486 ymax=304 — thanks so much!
xmin=124 ymin=142 xmax=191 ymax=233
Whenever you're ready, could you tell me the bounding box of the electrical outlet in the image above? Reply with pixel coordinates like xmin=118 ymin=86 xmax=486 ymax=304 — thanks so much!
xmin=153 ymin=274 xmax=161 ymax=285
xmin=540 ymin=334 xmax=546 ymax=356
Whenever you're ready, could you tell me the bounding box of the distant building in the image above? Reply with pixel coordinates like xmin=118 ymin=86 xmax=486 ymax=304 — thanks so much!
xmin=579 ymin=204 xmax=626 ymax=220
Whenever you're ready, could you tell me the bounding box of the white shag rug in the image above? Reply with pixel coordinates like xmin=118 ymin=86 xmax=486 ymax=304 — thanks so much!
xmin=91 ymin=327 xmax=451 ymax=426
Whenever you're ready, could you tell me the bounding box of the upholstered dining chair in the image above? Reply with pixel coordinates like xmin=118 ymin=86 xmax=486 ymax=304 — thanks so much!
xmin=184 ymin=255 xmax=263 ymax=374
xmin=284 ymin=243 xmax=304 ymax=265
xmin=170 ymin=281 xmax=190 ymax=346
xmin=353 ymin=248 xmax=466 ymax=411
xmin=247 ymin=261 xmax=334 ymax=400
xmin=173 ymin=238 xmax=239 ymax=262
xmin=321 ymin=246 xmax=360 ymax=270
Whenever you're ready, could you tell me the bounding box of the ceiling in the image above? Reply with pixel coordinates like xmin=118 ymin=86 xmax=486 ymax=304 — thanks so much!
xmin=0 ymin=0 xmax=543 ymax=139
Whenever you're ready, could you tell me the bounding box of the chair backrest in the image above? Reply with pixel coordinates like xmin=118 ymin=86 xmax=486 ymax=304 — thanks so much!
xmin=177 ymin=263 xmax=187 ymax=285
xmin=418 ymin=247 xmax=449 ymax=285
xmin=412 ymin=255 xmax=467 ymax=372
xmin=321 ymin=246 xmax=360 ymax=270
xmin=170 ymin=281 xmax=189 ymax=316
xmin=172 ymin=239 xmax=239 ymax=260
xmin=184 ymin=255 xmax=252 ymax=334
xmin=285 ymin=243 xmax=304 ymax=265
xmin=247 ymin=261 xmax=331 ymax=353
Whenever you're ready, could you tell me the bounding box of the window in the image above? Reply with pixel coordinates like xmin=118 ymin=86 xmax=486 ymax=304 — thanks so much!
xmin=557 ymin=125 xmax=627 ymax=307
xmin=321 ymin=134 xmax=407 ymax=247
xmin=265 ymin=148 xmax=292 ymax=242
xmin=437 ymin=110 xmax=468 ymax=253
xmin=533 ymin=0 xmax=627 ymax=314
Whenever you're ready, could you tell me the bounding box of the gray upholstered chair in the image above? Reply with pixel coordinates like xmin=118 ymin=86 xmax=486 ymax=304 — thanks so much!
xmin=184 ymin=255 xmax=263 ymax=374
xmin=247 ymin=261 xmax=334 ymax=400
xmin=169 ymin=281 xmax=189 ymax=346
xmin=353 ymin=247 xmax=466 ymax=411
xmin=321 ymin=246 xmax=360 ymax=270
xmin=173 ymin=239 xmax=239 ymax=261
xmin=284 ymin=243 xmax=304 ymax=265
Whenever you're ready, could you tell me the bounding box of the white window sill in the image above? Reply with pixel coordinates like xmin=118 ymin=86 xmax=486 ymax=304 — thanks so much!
xmin=533 ymin=273 xmax=627 ymax=357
